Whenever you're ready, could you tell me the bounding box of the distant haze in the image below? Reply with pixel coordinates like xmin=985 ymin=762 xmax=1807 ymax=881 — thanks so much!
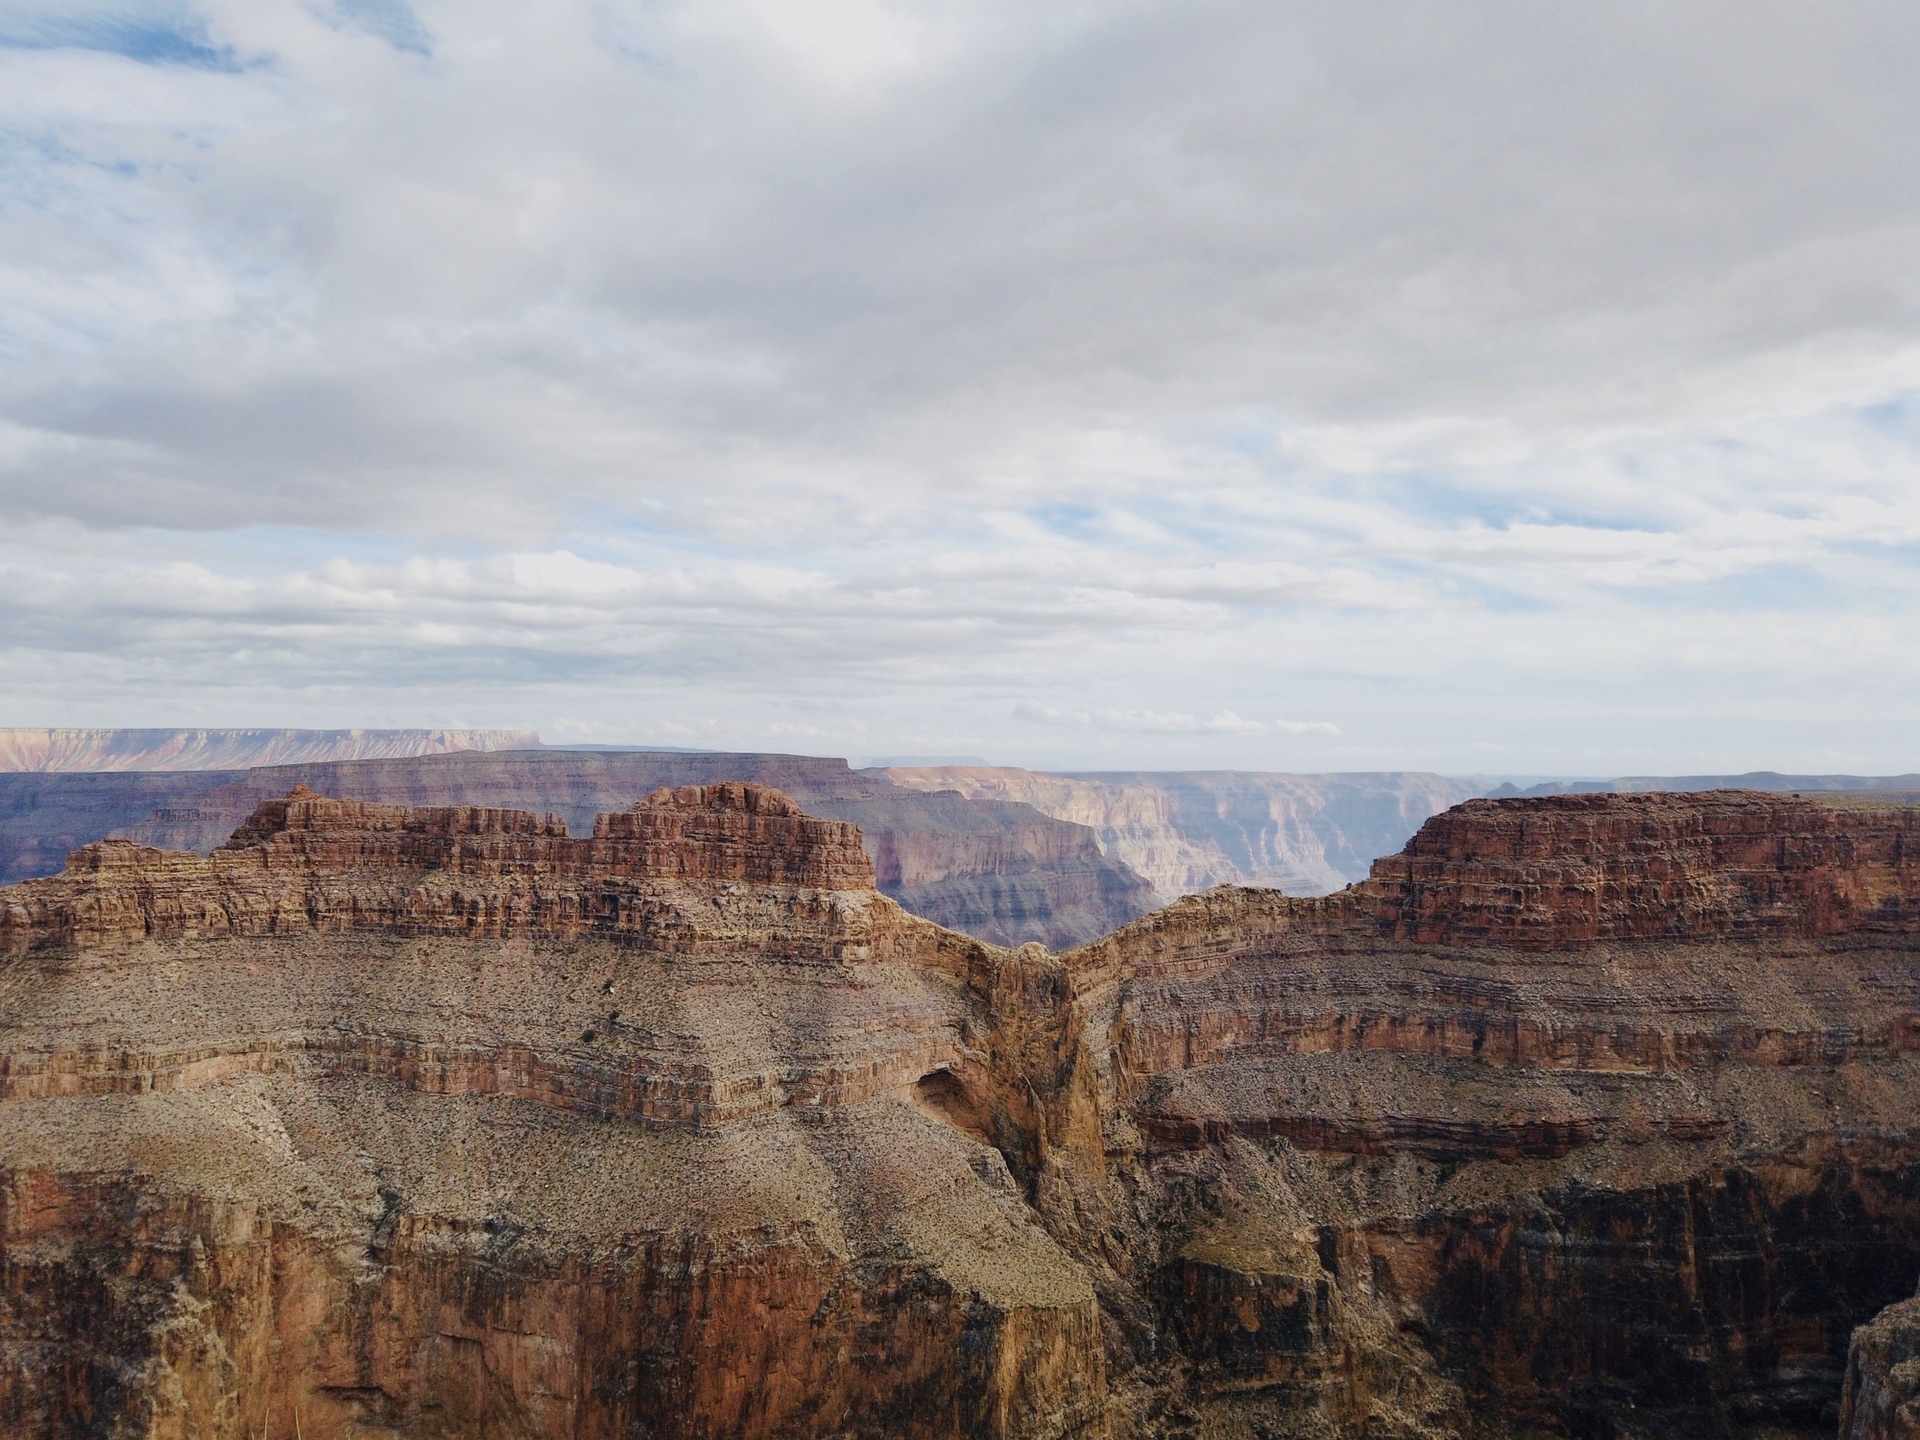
xmin=8 ymin=732 xmax=1916 ymax=908
xmin=0 ymin=728 xmax=542 ymax=772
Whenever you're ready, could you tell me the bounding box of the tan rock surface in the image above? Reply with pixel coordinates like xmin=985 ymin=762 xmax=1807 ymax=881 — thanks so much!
xmin=1 ymin=788 xmax=1918 ymax=1438
xmin=0 ymin=752 xmax=1158 ymax=948
xmin=0 ymin=784 xmax=1099 ymax=1438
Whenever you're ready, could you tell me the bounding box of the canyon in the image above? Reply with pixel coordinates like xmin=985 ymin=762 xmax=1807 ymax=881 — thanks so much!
xmin=875 ymin=767 xmax=1483 ymax=897
xmin=0 ymin=785 xmax=1915 ymax=1438
xmin=11 ymin=732 xmax=1914 ymax=950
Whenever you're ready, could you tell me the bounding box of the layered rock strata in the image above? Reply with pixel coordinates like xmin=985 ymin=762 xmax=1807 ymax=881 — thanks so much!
xmin=0 ymin=751 xmax=1156 ymax=948
xmin=1 ymin=788 xmax=1918 ymax=1438
xmin=0 ymin=783 xmax=1097 ymax=1438
xmin=1362 ymin=791 xmax=1920 ymax=944
xmin=0 ymin=784 xmax=925 ymax=964
xmin=1055 ymin=792 xmax=1920 ymax=1439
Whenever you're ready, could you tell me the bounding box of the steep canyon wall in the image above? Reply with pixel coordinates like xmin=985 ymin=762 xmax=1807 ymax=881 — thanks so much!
xmin=0 ymin=789 xmax=1916 ymax=1438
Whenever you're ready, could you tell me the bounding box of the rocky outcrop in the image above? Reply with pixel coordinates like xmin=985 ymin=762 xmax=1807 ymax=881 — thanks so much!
xmin=1500 ymin=770 xmax=1920 ymax=797
xmin=2 ymin=788 xmax=1918 ymax=1438
xmin=1846 ymin=1296 xmax=1920 ymax=1440
xmin=0 ymin=727 xmax=543 ymax=772
xmin=0 ymin=784 xmax=1097 ymax=1438
xmin=875 ymin=766 xmax=1483 ymax=897
xmin=0 ymin=784 xmax=943 ymax=966
xmin=0 ymin=752 xmax=1157 ymax=948
xmin=1051 ymin=793 xmax=1920 ymax=1437
xmin=1358 ymin=791 xmax=1920 ymax=945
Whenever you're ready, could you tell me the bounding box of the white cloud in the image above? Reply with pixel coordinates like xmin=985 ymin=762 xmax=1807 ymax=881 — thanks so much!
xmin=0 ymin=1 xmax=1917 ymax=771
xmin=1015 ymin=703 xmax=1273 ymax=735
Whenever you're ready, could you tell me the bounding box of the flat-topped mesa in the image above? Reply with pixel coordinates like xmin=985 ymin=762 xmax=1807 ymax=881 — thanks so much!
xmin=216 ymin=785 xmax=570 ymax=864
xmin=0 ymin=783 xmax=908 ymax=957
xmin=217 ymin=782 xmax=875 ymax=888
xmin=1355 ymin=790 xmax=1920 ymax=947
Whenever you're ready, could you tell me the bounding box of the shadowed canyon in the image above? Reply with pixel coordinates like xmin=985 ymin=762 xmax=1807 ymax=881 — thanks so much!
xmin=0 ymin=780 xmax=1916 ymax=1439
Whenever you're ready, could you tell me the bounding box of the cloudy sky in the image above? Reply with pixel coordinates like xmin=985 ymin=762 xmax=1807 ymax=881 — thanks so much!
xmin=1 ymin=0 xmax=1917 ymax=774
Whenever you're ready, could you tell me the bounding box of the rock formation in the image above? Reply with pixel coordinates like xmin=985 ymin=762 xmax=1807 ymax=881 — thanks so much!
xmin=0 ymin=751 xmax=1156 ymax=949
xmin=1360 ymin=790 xmax=1920 ymax=944
xmin=0 ymin=783 xmax=1090 ymax=1439
xmin=0 ymin=784 xmax=910 ymax=962
xmin=1 ymin=788 xmax=1916 ymax=1438
xmin=1844 ymin=1294 xmax=1920 ymax=1440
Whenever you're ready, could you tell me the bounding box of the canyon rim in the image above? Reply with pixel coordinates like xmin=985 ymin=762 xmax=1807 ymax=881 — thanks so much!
xmin=0 ymin=782 xmax=1916 ymax=1438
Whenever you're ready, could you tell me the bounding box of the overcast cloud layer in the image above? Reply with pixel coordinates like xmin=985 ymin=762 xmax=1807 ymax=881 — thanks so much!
xmin=2 ymin=0 xmax=1918 ymax=773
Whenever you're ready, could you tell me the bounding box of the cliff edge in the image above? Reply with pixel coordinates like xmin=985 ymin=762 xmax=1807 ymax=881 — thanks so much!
xmin=1 ymin=789 xmax=1916 ymax=1438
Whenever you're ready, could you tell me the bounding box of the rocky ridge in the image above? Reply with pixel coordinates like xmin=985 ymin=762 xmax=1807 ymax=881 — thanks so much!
xmin=0 ymin=751 xmax=1156 ymax=948
xmin=0 ymin=788 xmax=1917 ymax=1438
xmin=0 ymin=782 xmax=1090 ymax=1438
xmin=0 ymin=784 xmax=920 ymax=964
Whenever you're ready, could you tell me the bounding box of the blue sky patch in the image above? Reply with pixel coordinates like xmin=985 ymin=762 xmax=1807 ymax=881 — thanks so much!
xmin=331 ymin=0 xmax=430 ymax=55
xmin=0 ymin=1 xmax=239 ymax=68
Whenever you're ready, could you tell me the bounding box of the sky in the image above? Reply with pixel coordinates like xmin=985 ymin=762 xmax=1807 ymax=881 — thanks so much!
xmin=1 ymin=0 xmax=1918 ymax=775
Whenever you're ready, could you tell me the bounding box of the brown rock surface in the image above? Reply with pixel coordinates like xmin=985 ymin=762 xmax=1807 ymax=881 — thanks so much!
xmin=1051 ymin=793 xmax=1920 ymax=1438
xmin=2 ymin=788 xmax=1918 ymax=1438
xmin=1360 ymin=791 xmax=1920 ymax=945
xmin=0 ymin=783 xmax=910 ymax=963
xmin=0 ymin=751 xmax=1156 ymax=948
xmin=0 ymin=784 xmax=1098 ymax=1437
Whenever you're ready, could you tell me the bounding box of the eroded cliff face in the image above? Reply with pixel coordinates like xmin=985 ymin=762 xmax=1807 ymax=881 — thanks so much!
xmin=0 ymin=783 xmax=1100 ymax=1439
xmin=0 ymin=751 xmax=1157 ymax=948
xmin=1053 ymin=793 xmax=1920 ymax=1439
xmin=2 ymin=789 xmax=1918 ymax=1439
xmin=1360 ymin=792 xmax=1920 ymax=944
xmin=1844 ymin=1295 xmax=1920 ymax=1440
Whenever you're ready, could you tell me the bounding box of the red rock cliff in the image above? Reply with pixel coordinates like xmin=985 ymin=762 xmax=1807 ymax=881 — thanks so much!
xmin=1049 ymin=793 xmax=1920 ymax=1437
xmin=2 ymin=789 xmax=1917 ymax=1440
xmin=0 ymin=785 xmax=1095 ymax=1439
xmin=0 ymin=750 xmax=1159 ymax=948
xmin=1354 ymin=791 xmax=1920 ymax=946
xmin=0 ymin=783 xmax=892 ymax=960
